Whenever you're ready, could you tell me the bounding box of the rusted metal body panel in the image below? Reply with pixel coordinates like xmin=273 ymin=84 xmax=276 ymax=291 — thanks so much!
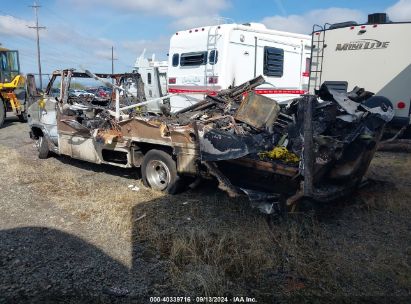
xmin=118 ymin=118 xmax=199 ymax=173
xmin=227 ymin=158 xmax=298 ymax=177
xmin=235 ymin=92 xmax=280 ymax=131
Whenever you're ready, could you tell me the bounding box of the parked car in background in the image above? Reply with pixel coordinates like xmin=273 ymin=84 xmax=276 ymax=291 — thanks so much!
xmin=69 ymin=89 xmax=94 ymax=97
xmin=95 ymin=87 xmax=111 ymax=98
xmin=85 ymin=88 xmax=97 ymax=95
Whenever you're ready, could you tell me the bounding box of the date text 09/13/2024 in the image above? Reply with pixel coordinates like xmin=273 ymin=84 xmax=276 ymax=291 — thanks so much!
xmin=149 ymin=296 xmax=257 ymax=303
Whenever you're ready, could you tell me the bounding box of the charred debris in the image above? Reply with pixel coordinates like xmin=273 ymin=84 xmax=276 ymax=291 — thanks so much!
xmin=59 ymin=71 xmax=394 ymax=214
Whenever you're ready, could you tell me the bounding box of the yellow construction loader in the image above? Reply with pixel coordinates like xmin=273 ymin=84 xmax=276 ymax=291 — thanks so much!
xmin=0 ymin=46 xmax=26 ymax=127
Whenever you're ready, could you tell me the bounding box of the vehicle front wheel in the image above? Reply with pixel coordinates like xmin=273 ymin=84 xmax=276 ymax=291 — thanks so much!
xmin=141 ymin=149 xmax=182 ymax=194
xmin=36 ymin=136 xmax=50 ymax=159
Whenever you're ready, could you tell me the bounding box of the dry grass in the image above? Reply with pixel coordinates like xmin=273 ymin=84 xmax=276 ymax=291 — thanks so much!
xmin=169 ymin=224 xmax=278 ymax=295
xmin=132 ymin=151 xmax=411 ymax=298
xmin=1 ymin=141 xmax=409 ymax=299
xmin=0 ymin=145 xmax=163 ymax=253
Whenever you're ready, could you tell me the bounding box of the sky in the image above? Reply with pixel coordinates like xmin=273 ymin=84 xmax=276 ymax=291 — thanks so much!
xmin=1 ymin=0 xmax=411 ymax=84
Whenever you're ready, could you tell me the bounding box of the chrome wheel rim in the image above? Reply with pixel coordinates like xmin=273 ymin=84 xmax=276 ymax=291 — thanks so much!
xmin=146 ymin=160 xmax=171 ymax=191
xmin=36 ymin=137 xmax=43 ymax=151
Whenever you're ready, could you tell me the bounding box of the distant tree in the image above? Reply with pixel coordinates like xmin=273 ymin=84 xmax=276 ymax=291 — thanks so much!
xmin=71 ymin=82 xmax=86 ymax=90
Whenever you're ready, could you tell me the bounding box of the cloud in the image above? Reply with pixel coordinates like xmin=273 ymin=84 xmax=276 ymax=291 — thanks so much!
xmin=48 ymin=24 xmax=113 ymax=50
xmin=261 ymin=7 xmax=366 ymax=34
xmin=122 ymin=37 xmax=170 ymax=59
xmin=93 ymin=50 xmax=116 ymax=60
xmin=172 ymin=15 xmax=225 ymax=29
xmin=0 ymin=12 xmax=118 ymax=73
xmin=0 ymin=13 xmax=112 ymax=51
xmin=66 ymin=0 xmax=230 ymax=18
xmin=64 ymin=0 xmax=230 ymax=29
xmin=0 ymin=15 xmax=36 ymax=39
xmin=386 ymin=0 xmax=411 ymax=21
xmin=260 ymin=0 xmax=411 ymax=35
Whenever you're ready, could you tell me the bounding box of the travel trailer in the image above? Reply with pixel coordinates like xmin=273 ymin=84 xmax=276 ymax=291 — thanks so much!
xmin=309 ymin=13 xmax=411 ymax=127
xmin=167 ymin=23 xmax=311 ymax=112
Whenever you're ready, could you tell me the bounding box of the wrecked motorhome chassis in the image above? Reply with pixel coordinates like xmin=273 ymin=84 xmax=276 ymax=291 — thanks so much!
xmin=27 ymin=70 xmax=394 ymax=214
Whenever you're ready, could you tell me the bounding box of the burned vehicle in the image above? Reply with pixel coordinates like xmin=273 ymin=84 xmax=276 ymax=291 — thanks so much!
xmin=27 ymin=70 xmax=393 ymax=213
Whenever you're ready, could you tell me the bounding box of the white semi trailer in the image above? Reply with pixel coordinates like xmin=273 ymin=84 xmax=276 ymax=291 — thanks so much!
xmin=309 ymin=13 xmax=411 ymax=128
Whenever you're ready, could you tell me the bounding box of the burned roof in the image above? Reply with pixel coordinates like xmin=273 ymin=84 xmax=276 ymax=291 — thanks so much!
xmin=51 ymin=69 xmax=140 ymax=79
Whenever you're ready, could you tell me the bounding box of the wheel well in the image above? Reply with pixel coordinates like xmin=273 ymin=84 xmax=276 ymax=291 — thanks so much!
xmin=133 ymin=142 xmax=174 ymax=156
xmin=31 ymin=127 xmax=44 ymax=139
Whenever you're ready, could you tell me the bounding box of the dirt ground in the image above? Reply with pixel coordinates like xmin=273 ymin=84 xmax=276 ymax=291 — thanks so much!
xmin=0 ymin=115 xmax=410 ymax=303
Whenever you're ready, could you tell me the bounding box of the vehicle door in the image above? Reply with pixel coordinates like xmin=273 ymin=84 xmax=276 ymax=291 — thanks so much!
xmin=27 ymin=73 xmax=59 ymax=144
xmin=55 ymin=71 xmax=101 ymax=163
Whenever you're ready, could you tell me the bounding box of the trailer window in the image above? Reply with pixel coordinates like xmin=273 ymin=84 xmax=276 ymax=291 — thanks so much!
xmin=180 ymin=51 xmax=208 ymax=66
xmin=263 ymin=47 xmax=284 ymax=77
xmin=209 ymin=50 xmax=218 ymax=65
xmin=172 ymin=54 xmax=179 ymax=67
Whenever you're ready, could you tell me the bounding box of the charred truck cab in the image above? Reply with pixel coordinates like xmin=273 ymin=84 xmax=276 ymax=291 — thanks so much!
xmin=309 ymin=13 xmax=411 ymax=129
xmin=27 ymin=69 xmax=198 ymax=194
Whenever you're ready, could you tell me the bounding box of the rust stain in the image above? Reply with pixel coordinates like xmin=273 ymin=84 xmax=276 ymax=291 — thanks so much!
xmin=96 ymin=129 xmax=123 ymax=144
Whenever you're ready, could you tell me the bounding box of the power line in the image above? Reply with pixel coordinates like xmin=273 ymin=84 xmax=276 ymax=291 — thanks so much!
xmin=28 ymin=1 xmax=46 ymax=89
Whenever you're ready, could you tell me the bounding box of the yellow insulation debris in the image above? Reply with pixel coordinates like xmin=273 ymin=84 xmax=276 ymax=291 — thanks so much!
xmin=258 ymin=146 xmax=300 ymax=163
xmin=38 ymin=98 xmax=46 ymax=109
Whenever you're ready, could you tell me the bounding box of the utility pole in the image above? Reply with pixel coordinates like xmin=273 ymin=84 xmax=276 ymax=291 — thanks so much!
xmin=28 ymin=1 xmax=46 ymax=89
xmin=111 ymin=46 xmax=114 ymax=75
xmin=111 ymin=46 xmax=118 ymax=84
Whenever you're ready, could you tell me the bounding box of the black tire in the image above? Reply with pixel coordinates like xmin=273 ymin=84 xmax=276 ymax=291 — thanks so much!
xmin=141 ymin=149 xmax=182 ymax=194
xmin=0 ymin=103 xmax=5 ymax=128
xmin=298 ymin=198 xmax=319 ymax=212
xmin=402 ymin=125 xmax=411 ymax=139
xmin=37 ymin=136 xmax=50 ymax=159
xmin=17 ymin=112 xmax=28 ymax=123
